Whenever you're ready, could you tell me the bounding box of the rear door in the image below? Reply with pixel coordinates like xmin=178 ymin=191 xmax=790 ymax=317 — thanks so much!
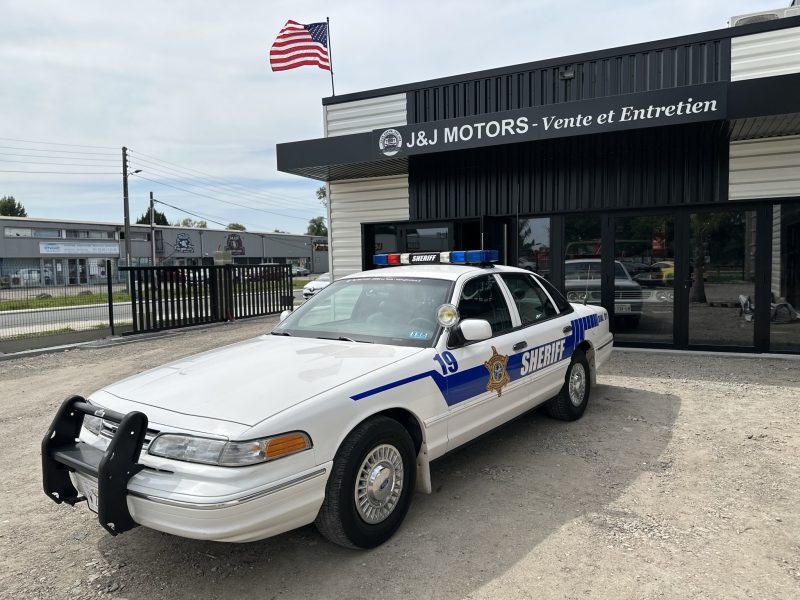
xmin=497 ymin=272 xmax=575 ymax=404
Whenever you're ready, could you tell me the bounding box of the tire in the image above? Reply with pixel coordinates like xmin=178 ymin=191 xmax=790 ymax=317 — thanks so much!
xmin=315 ymin=416 xmax=417 ymax=549
xmin=544 ymin=349 xmax=591 ymax=421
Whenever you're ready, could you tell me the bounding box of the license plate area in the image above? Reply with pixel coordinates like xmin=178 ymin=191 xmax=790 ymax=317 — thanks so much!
xmin=74 ymin=473 xmax=100 ymax=513
xmin=616 ymin=303 xmax=631 ymax=313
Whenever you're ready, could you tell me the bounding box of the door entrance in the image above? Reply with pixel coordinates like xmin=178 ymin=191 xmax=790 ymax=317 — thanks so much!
xmin=684 ymin=209 xmax=757 ymax=349
xmin=67 ymin=259 xmax=87 ymax=285
xmin=612 ymin=215 xmax=676 ymax=344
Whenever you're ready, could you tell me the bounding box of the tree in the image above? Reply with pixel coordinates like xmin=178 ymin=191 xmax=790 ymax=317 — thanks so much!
xmin=136 ymin=207 xmax=169 ymax=226
xmin=273 ymin=228 xmax=289 ymax=233
xmin=306 ymin=216 xmax=327 ymax=236
xmin=226 ymin=222 xmax=246 ymax=231
xmin=174 ymin=218 xmax=207 ymax=228
xmin=316 ymin=186 xmax=327 ymax=209
xmin=0 ymin=196 xmax=27 ymax=217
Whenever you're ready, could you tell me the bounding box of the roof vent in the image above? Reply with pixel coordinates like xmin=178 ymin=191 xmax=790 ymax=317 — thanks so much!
xmin=729 ymin=6 xmax=800 ymax=27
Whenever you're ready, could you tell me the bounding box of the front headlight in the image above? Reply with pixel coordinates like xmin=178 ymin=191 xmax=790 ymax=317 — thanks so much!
xmin=82 ymin=414 xmax=103 ymax=436
xmin=148 ymin=431 xmax=312 ymax=467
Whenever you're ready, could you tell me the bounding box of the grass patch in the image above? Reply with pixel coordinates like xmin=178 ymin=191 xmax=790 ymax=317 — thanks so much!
xmin=0 ymin=292 xmax=130 ymax=312
xmin=1 ymin=327 xmax=76 ymax=341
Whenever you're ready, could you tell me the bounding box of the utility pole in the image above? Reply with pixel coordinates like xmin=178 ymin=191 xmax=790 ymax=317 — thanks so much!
xmin=121 ymin=146 xmax=132 ymax=269
xmin=149 ymin=191 xmax=156 ymax=266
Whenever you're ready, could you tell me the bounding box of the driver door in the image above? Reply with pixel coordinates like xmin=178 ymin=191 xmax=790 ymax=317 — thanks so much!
xmin=444 ymin=274 xmax=528 ymax=451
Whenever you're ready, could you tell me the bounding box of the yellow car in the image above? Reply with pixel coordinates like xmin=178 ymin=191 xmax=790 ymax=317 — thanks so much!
xmin=635 ymin=260 xmax=707 ymax=286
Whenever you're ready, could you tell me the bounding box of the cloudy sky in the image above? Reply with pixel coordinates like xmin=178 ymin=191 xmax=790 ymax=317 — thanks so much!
xmin=0 ymin=0 xmax=781 ymax=233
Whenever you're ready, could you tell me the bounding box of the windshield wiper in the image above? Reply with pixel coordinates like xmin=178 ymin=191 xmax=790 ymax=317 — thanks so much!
xmin=316 ymin=336 xmax=373 ymax=343
xmin=271 ymin=331 xmax=292 ymax=336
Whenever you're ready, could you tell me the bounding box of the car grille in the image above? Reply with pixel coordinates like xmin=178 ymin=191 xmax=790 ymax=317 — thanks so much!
xmin=100 ymin=420 xmax=160 ymax=451
xmin=614 ymin=289 xmax=644 ymax=300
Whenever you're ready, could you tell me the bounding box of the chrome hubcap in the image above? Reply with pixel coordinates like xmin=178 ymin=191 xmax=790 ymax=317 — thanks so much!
xmin=355 ymin=444 xmax=404 ymax=524
xmin=568 ymin=362 xmax=587 ymax=406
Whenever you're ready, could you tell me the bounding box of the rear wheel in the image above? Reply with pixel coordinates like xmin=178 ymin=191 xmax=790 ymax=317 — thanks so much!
xmin=315 ymin=416 xmax=416 ymax=549
xmin=545 ymin=349 xmax=591 ymax=421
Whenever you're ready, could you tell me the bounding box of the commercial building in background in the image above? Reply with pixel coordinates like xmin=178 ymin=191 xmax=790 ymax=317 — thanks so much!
xmin=277 ymin=9 xmax=800 ymax=355
xmin=0 ymin=216 xmax=328 ymax=285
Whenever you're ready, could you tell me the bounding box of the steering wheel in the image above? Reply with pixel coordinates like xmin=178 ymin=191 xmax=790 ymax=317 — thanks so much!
xmin=408 ymin=317 xmax=435 ymax=330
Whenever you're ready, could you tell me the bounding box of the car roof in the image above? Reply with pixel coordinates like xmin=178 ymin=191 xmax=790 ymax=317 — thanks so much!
xmin=342 ymin=263 xmax=534 ymax=282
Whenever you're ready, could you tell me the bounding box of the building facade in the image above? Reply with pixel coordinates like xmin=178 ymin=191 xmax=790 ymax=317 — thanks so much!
xmin=0 ymin=216 xmax=328 ymax=286
xmin=277 ymin=12 xmax=800 ymax=354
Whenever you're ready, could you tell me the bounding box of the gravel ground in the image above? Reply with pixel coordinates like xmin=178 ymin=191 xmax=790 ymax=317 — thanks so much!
xmin=0 ymin=317 xmax=798 ymax=600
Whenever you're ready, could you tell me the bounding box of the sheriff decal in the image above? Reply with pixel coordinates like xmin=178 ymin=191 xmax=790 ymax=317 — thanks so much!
xmin=484 ymin=346 xmax=510 ymax=397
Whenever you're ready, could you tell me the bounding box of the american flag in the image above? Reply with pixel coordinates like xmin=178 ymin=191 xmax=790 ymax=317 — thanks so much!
xmin=270 ymin=20 xmax=330 ymax=72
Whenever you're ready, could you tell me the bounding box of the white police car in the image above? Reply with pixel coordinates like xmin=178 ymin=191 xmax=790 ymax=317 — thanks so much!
xmin=42 ymin=250 xmax=612 ymax=549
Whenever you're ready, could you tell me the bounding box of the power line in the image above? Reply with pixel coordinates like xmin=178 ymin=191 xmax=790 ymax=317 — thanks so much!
xmin=0 ymin=150 xmax=118 ymax=162
xmin=0 ymin=170 xmax=119 ymax=175
xmin=0 ymin=137 xmax=118 ymax=150
xmin=128 ymin=149 xmax=317 ymax=205
xmin=0 ymin=158 xmax=119 ymax=168
xmin=128 ymin=157 xmax=319 ymax=211
xmin=0 ymin=145 xmax=116 ymax=157
xmin=153 ymin=199 xmax=228 ymax=228
xmin=131 ymin=173 xmax=319 ymax=222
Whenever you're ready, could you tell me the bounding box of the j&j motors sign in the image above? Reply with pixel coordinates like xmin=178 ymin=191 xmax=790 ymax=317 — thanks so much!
xmin=375 ymin=82 xmax=727 ymax=158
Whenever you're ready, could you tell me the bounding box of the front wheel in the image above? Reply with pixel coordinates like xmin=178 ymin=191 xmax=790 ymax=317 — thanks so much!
xmin=544 ymin=349 xmax=591 ymax=421
xmin=315 ymin=416 xmax=416 ymax=549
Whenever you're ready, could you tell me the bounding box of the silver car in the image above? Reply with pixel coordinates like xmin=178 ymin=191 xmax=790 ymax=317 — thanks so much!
xmin=302 ymin=272 xmax=330 ymax=300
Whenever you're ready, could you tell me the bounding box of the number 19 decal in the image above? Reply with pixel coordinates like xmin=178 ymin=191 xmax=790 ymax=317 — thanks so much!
xmin=433 ymin=351 xmax=459 ymax=375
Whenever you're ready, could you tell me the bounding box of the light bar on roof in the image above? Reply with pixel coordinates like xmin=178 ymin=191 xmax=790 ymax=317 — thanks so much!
xmin=372 ymin=250 xmax=499 ymax=267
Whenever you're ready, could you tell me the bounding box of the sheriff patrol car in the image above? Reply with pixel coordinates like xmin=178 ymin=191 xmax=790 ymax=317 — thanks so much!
xmin=42 ymin=250 xmax=612 ymax=549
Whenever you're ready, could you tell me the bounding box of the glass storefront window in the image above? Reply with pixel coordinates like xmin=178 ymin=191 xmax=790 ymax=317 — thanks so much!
xmin=770 ymin=202 xmax=800 ymax=352
xmin=564 ymin=214 xmax=602 ymax=306
xmin=517 ymin=218 xmax=551 ymax=278
xmin=614 ymin=216 xmax=675 ymax=343
xmin=688 ymin=210 xmax=756 ymax=347
xmin=373 ymin=225 xmax=398 ymax=254
xmin=406 ymin=226 xmax=449 ymax=251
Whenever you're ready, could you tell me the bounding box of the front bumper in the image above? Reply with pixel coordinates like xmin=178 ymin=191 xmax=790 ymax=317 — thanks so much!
xmin=43 ymin=396 xmax=329 ymax=542
xmin=70 ymin=465 xmax=329 ymax=543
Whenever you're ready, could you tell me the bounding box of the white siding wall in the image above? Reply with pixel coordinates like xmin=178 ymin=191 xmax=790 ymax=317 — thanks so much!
xmin=729 ymin=135 xmax=800 ymax=200
xmin=731 ymin=26 xmax=800 ymax=81
xmin=324 ymin=94 xmax=409 ymax=279
xmin=324 ymin=94 xmax=407 ymax=137
xmin=329 ymin=176 xmax=409 ymax=280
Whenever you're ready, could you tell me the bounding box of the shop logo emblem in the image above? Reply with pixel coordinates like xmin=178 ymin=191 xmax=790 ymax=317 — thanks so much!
xmin=484 ymin=346 xmax=510 ymax=397
xmin=174 ymin=233 xmax=194 ymax=253
xmin=378 ymin=129 xmax=402 ymax=157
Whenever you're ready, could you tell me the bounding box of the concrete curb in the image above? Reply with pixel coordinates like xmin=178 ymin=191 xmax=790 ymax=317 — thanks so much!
xmin=0 ymin=315 xmax=279 ymax=362
xmin=614 ymin=346 xmax=800 ymax=361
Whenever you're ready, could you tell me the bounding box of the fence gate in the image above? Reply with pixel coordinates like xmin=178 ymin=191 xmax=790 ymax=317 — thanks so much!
xmin=120 ymin=265 xmax=293 ymax=335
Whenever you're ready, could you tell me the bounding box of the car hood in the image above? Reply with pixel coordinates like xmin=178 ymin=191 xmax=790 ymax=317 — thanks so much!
xmin=98 ymin=335 xmax=423 ymax=428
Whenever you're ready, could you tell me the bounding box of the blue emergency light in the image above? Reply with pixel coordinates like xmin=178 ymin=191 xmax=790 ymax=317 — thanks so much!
xmin=372 ymin=249 xmax=499 ymax=266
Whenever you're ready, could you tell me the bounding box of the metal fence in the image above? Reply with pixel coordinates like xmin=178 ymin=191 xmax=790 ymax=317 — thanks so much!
xmin=0 ymin=261 xmax=294 ymax=352
xmin=0 ymin=260 xmax=122 ymax=351
xmin=123 ymin=264 xmax=293 ymax=335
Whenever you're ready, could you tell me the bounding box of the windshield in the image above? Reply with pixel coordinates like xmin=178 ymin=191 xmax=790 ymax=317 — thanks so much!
xmin=273 ymin=277 xmax=453 ymax=347
xmin=565 ymin=261 xmax=629 ymax=279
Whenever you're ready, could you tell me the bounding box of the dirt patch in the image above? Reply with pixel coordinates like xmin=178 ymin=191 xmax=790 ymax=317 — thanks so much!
xmin=0 ymin=319 xmax=798 ymax=599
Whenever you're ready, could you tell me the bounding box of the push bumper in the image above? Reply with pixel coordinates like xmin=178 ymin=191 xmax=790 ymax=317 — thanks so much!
xmin=42 ymin=396 xmax=147 ymax=535
xmin=43 ymin=396 xmax=330 ymax=542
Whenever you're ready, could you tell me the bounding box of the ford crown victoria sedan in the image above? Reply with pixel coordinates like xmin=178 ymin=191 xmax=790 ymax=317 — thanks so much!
xmin=42 ymin=251 xmax=612 ymax=549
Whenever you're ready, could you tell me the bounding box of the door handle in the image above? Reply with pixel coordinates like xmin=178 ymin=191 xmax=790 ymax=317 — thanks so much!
xmin=563 ymin=325 xmax=573 ymax=334
xmin=513 ymin=341 xmax=527 ymax=351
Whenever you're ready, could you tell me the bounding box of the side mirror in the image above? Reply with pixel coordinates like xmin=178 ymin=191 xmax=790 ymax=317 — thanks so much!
xmin=459 ymin=319 xmax=493 ymax=342
xmin=279 ymin=309 xmax=292 ymax=322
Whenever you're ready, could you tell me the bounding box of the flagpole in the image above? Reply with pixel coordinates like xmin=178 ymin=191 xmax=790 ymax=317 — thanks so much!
xmin=327 ymin=16 xmax=335 ymax=96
